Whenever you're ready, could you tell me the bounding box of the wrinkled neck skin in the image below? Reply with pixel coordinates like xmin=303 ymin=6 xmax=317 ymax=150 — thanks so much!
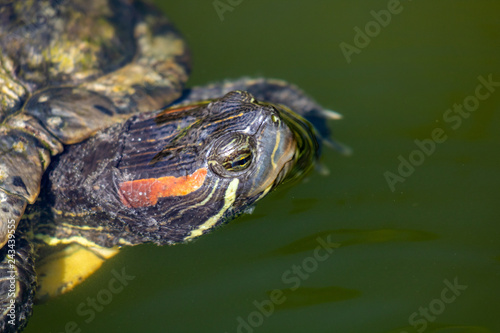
xmin=34 ymin=89 xmax=321 ymax=248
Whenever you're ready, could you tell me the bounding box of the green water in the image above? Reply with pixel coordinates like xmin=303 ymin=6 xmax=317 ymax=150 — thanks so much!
xmin=25 ymin=1 xmax=499 ymax=332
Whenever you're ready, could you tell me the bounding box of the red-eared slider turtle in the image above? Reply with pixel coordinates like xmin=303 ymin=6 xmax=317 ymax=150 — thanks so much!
xmin=0 ymin=1 xmax=343 ymax=331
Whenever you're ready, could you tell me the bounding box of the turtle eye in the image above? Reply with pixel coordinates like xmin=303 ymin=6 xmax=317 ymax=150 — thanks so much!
xmin=222 ymin=148 xmax=253 ymax=171
xmin=209 ymin=133 xmax=255 ymax=177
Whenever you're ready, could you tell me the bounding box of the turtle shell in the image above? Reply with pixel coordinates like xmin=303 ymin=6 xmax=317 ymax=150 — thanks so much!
xmin=0 ymin=0 xmax=191 ymax=246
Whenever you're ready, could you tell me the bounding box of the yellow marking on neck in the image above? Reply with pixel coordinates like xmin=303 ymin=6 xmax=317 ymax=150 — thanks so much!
xmin=184 ymin=178 xmax=239 ymax=241
xmin=270 ymin=128 xmax=281 ymax=169
xmin=52 ymin=208 xmax=90 ymax=217
xmin=60 ymin=223 xmax=104 ymax=231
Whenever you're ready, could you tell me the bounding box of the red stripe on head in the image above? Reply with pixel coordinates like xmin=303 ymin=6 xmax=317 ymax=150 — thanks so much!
xmin=118 ymin=168 xmax=208 ymax=208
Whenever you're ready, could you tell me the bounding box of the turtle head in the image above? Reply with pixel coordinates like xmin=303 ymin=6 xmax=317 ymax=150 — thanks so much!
xmin=76 ymin=90 xmax=320 ymax=244
xmin=204 ymin=91 xmax=319 ymax=200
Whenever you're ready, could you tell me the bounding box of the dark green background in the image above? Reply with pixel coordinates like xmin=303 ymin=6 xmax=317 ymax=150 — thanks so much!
xmin=25 ymin=1 xmax=499 ymax=332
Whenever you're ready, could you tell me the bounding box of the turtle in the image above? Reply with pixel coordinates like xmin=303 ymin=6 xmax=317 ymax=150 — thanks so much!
xmin=0 ymin=0 xmax=344 ymax=332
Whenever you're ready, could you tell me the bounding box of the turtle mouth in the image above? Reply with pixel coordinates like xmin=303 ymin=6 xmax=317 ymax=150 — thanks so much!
xmin=274 ymin=158 xmax=295 ymax=189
